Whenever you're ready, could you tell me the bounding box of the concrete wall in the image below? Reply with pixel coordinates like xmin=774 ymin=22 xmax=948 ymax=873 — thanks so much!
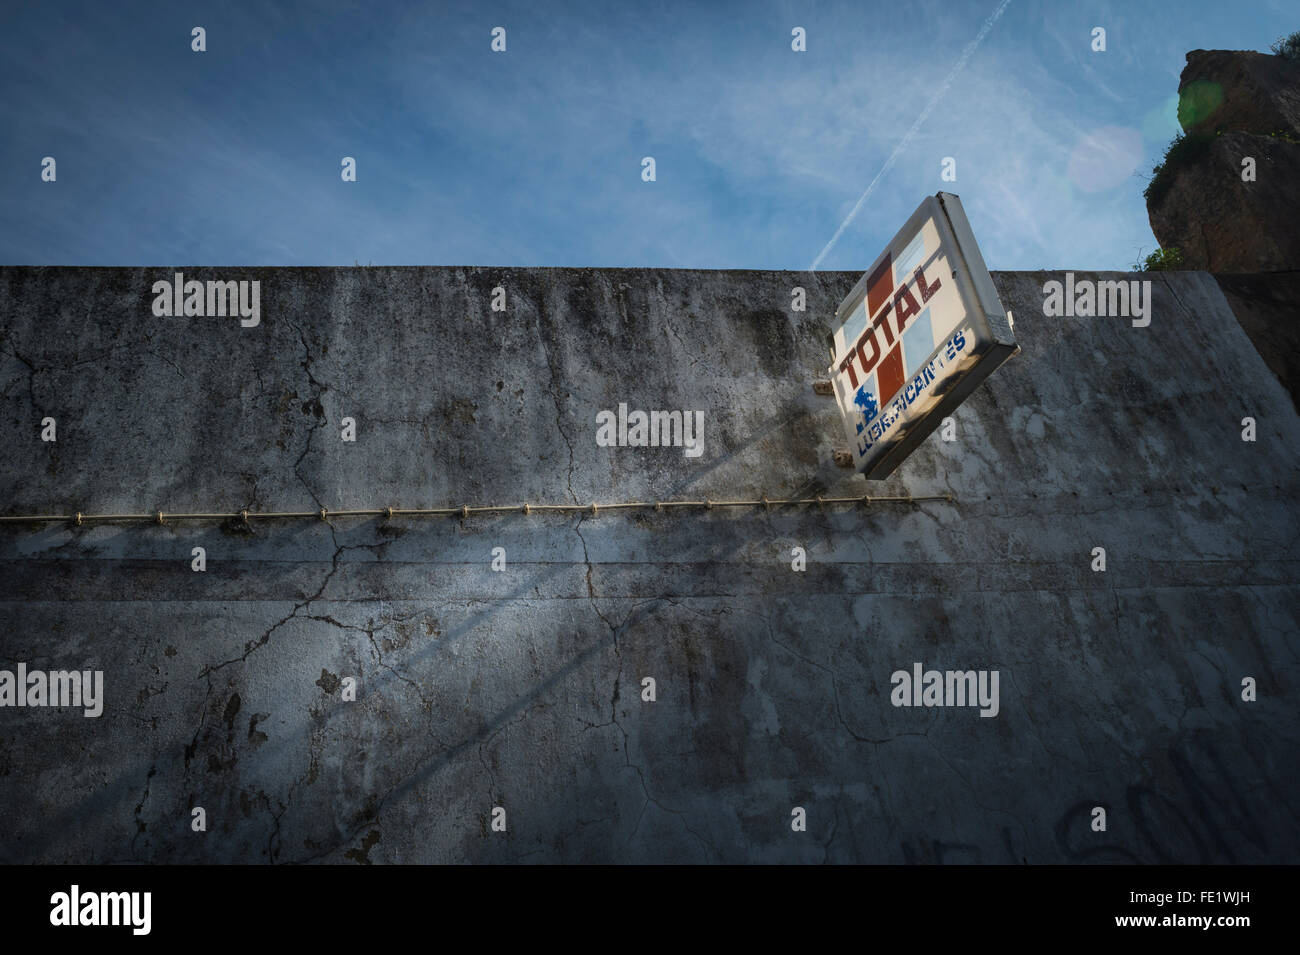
xmin=1 ymin=266 xmax=1296 ymax=863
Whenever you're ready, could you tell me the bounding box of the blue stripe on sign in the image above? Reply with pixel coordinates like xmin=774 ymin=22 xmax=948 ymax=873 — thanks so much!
xmin=894 ymin=231 xmax=925 ymax=283
xmin=841 ymin=297 xmax=868 ymax=353
xmin=901 ymin=306 xmax=934 ymax=376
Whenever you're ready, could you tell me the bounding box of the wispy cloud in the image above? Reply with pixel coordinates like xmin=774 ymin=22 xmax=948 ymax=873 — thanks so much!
xmin=809 ymin=0 xmax=1014 ymax=271
xmin=0 ymin=0 xmax=1292 ymax=269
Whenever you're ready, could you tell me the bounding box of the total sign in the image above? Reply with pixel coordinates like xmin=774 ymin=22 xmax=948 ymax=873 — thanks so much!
xmin=829 ymin=192 xmax=1019 ymax=480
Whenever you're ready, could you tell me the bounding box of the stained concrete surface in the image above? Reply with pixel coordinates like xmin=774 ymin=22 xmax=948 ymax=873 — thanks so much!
xmin=0 ymin=266 xmax=1296 ymax=863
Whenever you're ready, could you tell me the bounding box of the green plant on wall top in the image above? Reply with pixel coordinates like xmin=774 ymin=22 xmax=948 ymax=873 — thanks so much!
xmin=1132 ymin=247 xmax=1185 ymax=272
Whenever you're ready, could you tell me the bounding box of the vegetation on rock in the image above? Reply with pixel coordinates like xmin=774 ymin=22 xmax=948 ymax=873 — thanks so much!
xmin=1269 ymin=30 xmax=1300 ymax=60
xmin=1143 ymin=130 xmax=1219 ymax=206
xmin=1133 ymin=247 xmax=1185 ymax=272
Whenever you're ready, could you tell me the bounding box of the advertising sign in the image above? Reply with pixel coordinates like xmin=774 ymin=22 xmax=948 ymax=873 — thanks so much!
xmin=829 ymin=192 xmax=1019 ymax=480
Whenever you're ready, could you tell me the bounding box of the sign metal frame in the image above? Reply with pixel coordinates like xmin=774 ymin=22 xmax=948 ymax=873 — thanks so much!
xmin=827 ymin=192 xmax=1019 ymax=480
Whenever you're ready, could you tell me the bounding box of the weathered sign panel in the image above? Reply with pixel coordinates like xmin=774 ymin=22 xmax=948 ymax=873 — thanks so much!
xmin=829 ymin=192 xmax=1018 ymax=479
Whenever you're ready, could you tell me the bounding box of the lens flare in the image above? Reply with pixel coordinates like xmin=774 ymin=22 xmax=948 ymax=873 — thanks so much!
xmin=1142 ymin=94 xmax=1182 ymax=142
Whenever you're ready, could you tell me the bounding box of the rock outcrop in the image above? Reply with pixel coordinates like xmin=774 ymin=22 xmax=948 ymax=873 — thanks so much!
xmin=1213 ymin=271 xmax=1300 ymax=414
xmin=1177 ymin=49 xmax=1300 ymax=136
xmin=1147 ymin=48 xmax=1300 ymax=272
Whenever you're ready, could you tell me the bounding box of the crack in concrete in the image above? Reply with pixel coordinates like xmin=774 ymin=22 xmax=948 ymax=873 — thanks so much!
xmin=3 ymin=349 xmax=49 ymax=425
xmin=286 ymin=320 xmax=332 ymax=512
xmin=129 ymin=764 xmax=157 ymax=858
xmin=535 ymin=311 xmax=579 ymax=505
xmin=198 ymin=541 xmax=346 ymax=676
xmin=574 ymin=513 xmax=619 ymax=634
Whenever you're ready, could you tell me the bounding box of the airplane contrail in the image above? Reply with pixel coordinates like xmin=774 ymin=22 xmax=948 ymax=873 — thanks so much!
xmin=808 ymin=0 xmax=1014 ymax=272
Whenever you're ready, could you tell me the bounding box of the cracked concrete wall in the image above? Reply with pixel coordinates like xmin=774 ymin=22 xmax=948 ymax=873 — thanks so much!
xmin=0 ymin=265 xmax=1296 ymax=864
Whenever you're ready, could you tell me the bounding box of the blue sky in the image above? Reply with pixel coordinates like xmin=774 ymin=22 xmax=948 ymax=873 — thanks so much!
xmin=0 ymin=0 xmax=1293 ymax=270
